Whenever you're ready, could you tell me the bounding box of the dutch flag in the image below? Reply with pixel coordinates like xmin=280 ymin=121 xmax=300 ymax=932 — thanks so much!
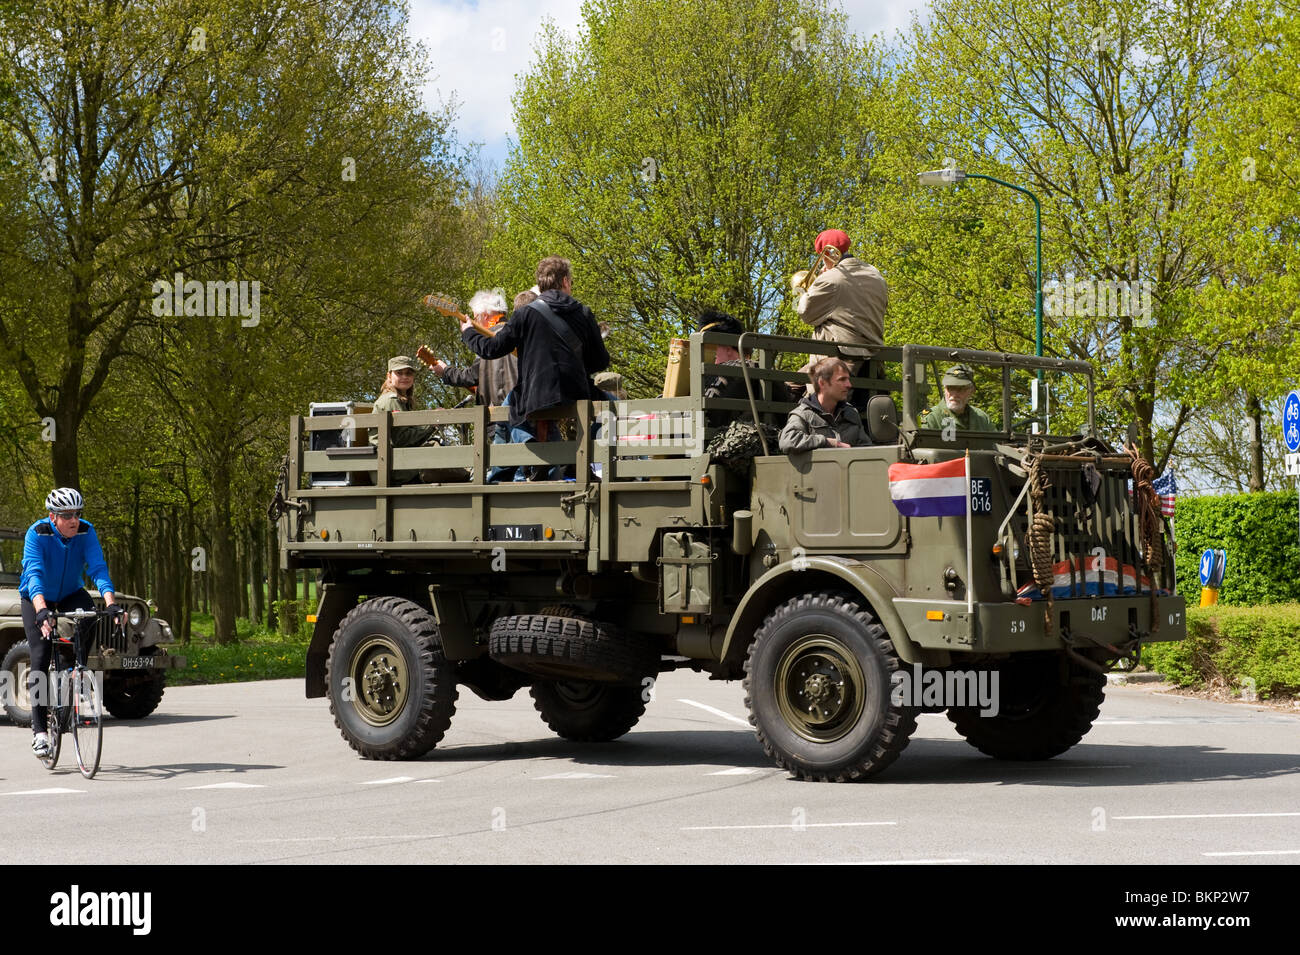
xmin=887 ymin=458 xmax=968 ymax=517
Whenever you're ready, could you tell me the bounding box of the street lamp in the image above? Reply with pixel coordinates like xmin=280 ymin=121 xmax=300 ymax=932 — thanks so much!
xmin=918 ymin=168 xmax=1043 ymax=358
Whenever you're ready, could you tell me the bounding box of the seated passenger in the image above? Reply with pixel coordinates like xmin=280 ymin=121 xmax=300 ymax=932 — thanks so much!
xmin=369 ymin=356 xmax=465 ymax=484
xmin=919 ymin=363 xmax=996 ymax=433
xmin=779 ymin=356 xmax=870 ymax=452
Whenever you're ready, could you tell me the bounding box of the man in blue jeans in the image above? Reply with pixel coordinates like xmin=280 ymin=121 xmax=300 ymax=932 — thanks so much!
xmin=19 ymin=488 xmax=121 ymax=756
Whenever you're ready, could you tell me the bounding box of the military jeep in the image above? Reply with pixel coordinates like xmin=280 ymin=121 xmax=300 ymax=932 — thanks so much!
xmin=0 ymin=527 xmax=186 ymax=722
xmin=275 ymin=331 xmax=1184 ymax=781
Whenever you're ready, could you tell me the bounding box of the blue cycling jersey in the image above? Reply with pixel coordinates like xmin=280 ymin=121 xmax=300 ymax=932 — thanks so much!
xmin=18 ymin=517 xmax=115 ymax=604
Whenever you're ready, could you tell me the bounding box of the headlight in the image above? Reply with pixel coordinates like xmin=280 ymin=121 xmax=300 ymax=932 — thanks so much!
xmin=128 ymin=606 xmax=144 ymax=627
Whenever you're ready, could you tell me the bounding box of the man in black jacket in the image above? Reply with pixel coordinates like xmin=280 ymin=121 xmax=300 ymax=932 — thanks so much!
xmin=461 ymin=257 xmax=609 ymax=477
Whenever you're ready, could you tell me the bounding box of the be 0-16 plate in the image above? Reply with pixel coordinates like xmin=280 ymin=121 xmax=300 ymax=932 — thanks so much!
xmin=121 ymin=656 xmax=161 ymax=670
xmin=970 ymin=478 xmax=992 ymax=514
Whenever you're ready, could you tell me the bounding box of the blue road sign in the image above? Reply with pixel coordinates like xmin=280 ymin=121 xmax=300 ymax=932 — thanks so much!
xmin=1199 ymin=549 xmax=1215 ymax=586
xmin=1285 ymin=391 xmax=1300 ymax=453
xmin=1211 ymin=549 xmax=1227 ymax=588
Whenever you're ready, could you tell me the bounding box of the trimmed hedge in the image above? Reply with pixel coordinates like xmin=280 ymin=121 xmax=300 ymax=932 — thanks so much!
xmin=1144 ymin=604 xmax=1300 ymax=698
xmin=1173 ymin=491 xmax=1300 ymax=604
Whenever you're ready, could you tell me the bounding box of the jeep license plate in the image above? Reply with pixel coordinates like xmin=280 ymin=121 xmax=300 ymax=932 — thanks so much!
xmin=121 ymin=656 xmax=159 ymax=670
xmin=970 ymin=478 xmax=992 ymax=514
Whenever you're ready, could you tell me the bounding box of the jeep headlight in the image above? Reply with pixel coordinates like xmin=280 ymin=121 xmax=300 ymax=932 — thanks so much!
xmin=128 ymin=605 xmax=144 ymax=627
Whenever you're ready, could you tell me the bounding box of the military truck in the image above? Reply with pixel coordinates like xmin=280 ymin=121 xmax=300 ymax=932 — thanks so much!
xmin=274 ymin=331 xmax=1185 ymax=780
xmin=0 ymin=527 xmax=185 ymax=722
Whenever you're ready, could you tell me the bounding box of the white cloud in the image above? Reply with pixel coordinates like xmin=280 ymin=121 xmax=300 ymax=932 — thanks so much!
xmin=407 ymin=0 xmax=927 ymax=166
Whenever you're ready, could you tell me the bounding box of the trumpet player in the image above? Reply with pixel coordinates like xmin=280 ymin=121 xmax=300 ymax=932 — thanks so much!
xmin=792 ymin=229 xmax=888 ymax=405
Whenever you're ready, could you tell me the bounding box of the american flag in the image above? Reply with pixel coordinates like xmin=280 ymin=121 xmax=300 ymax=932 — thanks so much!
xmin=1152 ymin=470 xmax=1177 ymax=516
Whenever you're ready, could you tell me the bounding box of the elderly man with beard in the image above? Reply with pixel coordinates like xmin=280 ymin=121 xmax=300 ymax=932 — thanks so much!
xmin=919 ymin=363 xmax=996 ymax=433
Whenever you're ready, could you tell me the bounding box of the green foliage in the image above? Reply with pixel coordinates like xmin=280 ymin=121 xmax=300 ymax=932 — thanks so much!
xmin=1144 ymin=604 xmax=1300 ymax=698
xmin=489 ymin=0 xmax=881 ymax=397
xmin=173 ymin=610 xmax=308 ymax=684
xmin=1174 ymin=491 xmax=1300 ymax=604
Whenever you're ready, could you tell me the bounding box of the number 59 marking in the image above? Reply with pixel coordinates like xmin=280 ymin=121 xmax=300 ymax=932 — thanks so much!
xmin=1009 ymin=619 xmax=1026 ymax=633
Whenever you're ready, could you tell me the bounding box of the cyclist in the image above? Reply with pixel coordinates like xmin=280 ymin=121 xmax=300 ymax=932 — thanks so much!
xmin=18 ymin=488 xmax=120 ymax=757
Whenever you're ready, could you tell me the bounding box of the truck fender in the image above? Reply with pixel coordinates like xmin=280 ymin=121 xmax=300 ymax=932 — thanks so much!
xmin=720 ymin=556 xmax=950 ymax=670
xmin=305 ymin=583 xmax=360 ymax=698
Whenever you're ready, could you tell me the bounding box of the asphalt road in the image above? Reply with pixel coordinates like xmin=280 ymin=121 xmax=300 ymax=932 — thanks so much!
xmin=1 ymin=674 xmax=1297 ymax=865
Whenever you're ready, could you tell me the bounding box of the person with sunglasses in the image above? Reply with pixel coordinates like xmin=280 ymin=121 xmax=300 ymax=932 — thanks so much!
xmin=18 ymin=488 xmax=120 ymax=757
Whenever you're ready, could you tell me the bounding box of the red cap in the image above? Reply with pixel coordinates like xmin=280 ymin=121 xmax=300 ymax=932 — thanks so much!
xmin=814 ymin=229 xmax=850 ymax=255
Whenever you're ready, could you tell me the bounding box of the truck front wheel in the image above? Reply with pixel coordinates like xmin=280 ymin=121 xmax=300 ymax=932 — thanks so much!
xmin=744 ymin=591 xmax=917 ymax=781
xmin=325 ymin=597 xmax=458 ymax=759
xmin=947 ymin=653 xmax=1104 ymax=760
xmin=530 ymin=680 xmax=648 ymax=742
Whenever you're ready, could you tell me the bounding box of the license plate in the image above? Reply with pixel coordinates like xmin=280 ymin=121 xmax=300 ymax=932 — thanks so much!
xmin=121 ymin=656 xmax=159 ymax=670
xmin=970 ymin=478 xmax=993 ymax=514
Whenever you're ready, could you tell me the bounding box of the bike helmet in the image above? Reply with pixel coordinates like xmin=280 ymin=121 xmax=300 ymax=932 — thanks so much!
xmin=44 ymin=487 xmax=84 ymax=512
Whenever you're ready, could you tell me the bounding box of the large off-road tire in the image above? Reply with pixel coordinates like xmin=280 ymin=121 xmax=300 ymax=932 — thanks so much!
xmin=946 ymin=653 xmax=1106 ymax=760
xmin=3 ymin=641 xmax=34 ymax=727
xmin=325 ymin=597 xmax=458 ymax=760
xmin=530 ymin=680 xmax=648 ymax=742
xmin=103 ymin=667 xmax=167 ymax=719
xmin=744 ymin=591 xmax=918 ymax=782
xmin=489 ymin=614 xmax=658 ymax=684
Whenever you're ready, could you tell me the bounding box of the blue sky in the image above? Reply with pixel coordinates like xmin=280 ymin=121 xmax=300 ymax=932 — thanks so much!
xmin=407 ymin=0 xmax=929 ymax=168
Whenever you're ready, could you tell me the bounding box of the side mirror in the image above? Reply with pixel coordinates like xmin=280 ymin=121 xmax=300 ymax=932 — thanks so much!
xmin=866 ymin=395 xmax=900 ymax=444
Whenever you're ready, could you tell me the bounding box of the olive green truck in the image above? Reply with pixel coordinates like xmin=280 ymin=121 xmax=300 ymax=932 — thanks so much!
xmin=275 ymin=332 xmax=1184 ymax=781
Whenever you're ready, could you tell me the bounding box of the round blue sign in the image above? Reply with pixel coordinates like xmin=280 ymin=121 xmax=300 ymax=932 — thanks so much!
xmin=1285 ymin=391 xmax=1300 ymax=453
xmin=1199 ymin=549 xmax=1215 ymax=586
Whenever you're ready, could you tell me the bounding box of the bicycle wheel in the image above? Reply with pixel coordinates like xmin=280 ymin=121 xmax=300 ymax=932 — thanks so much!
xmin=72 ymin=668 xmax=102 ymax=779
xmin=40 ymin=667 xmax=62 ymax=771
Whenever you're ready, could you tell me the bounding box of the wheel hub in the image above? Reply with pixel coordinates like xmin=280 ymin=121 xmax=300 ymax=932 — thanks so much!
xmin=775 ymin=635 xmax=867 ymax=743
xmin=350 ymin=636 xmax=409 ymax=727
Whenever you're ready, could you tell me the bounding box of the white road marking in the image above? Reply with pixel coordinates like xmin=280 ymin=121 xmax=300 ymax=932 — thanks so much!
xmin=362 ymin=776 xmax=414 ymax=785
xmin=682 ymin=822 xmax=896 ymax=831
xmin=677 ymin=698 xmax=750 ymax=727
xmin=3 ymin=788 xmax=84 ymax=795
xmin=414 ymin=779 xmax=440 ymax=784
xmin=1114 ymin=812 xmax=1300 ymax=820
xmin=536 ymin=771 xmax=616 ymax=779
xmin=181 ymin=782 xmax=266 ymax=790
xmin=237 ymin=835 xmax=444 ymax=844
xmin=1203 ymin=849 xmax=1300 ymax=857
xmin=705 ymin=767 xmax=768 ymax=776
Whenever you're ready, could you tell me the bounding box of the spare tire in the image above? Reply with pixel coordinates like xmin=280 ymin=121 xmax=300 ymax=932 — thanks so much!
xmin=489 ymin=614 xmax=659 ymax=684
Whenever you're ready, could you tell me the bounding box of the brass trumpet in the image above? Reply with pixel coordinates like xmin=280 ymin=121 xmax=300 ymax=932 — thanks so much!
xmin=790 ymin=245 xmax=842 ymax=294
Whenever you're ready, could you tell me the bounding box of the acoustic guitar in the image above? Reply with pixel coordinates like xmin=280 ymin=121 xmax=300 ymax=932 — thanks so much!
xmin=422 ymin=293 xmax=497 ymax=338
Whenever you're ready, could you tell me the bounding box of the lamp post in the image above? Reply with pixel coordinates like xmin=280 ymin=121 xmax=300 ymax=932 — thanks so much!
xmin=918 ymin=168 xmax=1043 ymax=358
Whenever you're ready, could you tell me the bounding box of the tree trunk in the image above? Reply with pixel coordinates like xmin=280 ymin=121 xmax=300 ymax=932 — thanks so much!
xmin=235 ymin=525 xmax=249 ymax=621
xmin=1247 ymin=393 xmax=1264 ymax=493
xmin=207 ymin=458 xmax=238 ymax=644
xmin=250 ymin=519 xmax=265 ymax=627
xmin=280 ymin=565 xmax=297 ymax=635
xmin=127 ymin=482 xmax=142 ymax=594
xmin=266 ymin=522 xmax=280 ymax=631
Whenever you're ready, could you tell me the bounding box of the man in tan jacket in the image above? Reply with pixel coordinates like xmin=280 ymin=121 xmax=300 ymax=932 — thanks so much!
xmin=794 ymin=228 xmax=888 ymax=407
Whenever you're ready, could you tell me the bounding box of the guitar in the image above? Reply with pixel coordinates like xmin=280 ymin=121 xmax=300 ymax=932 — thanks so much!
xmin=422 ymin=293 xmax=498 ymax=338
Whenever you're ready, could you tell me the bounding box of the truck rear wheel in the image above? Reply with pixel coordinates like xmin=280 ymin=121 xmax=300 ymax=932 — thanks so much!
xmin=530 ymin=680 xmax=648 ymax=741
xmin=489 ymin=614 xmax=658 ymax=684
xmin=744 ymin=591 xmax=917 ymax=781
xmin=946 ymin=653 xmax=1105 ymax=760
xmin=325 ymin=597 xmax=458 ymax=760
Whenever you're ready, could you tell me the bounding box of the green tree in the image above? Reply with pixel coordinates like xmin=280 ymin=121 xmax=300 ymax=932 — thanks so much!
xmin=486 ymin=0 xmax=882 ymax=394
xmin=893 ymin=0 xmax=1239 ymax=468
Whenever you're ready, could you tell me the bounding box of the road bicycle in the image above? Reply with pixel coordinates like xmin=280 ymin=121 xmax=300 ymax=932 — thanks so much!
xmin=36 ymin=607 xmax=119 ymax=779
